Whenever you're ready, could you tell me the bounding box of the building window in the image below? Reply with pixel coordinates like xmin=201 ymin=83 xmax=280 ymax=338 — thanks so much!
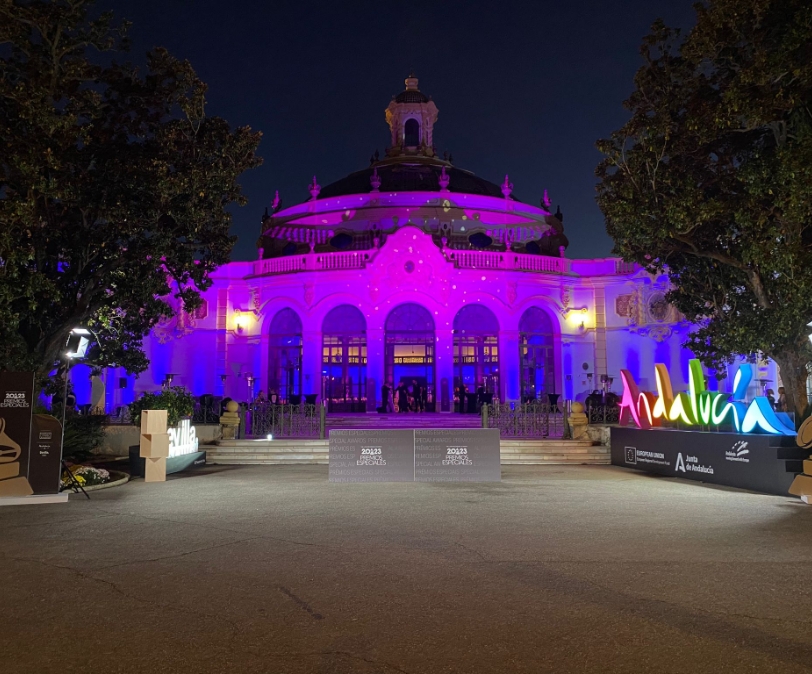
xmin=385 ymin=303 xmax=435 ymax=411
xmin=404 ymin=118 xmax=420 ymax=147
xmin=322 ymin=305 xmax=367 ymax=412
xmin=453 ymin=305 xmax=500 ymax=409
xmin=519 ymin=307 xmax=556 ymax=403
xmin=268 ymin=308 xmax=303 ymax=404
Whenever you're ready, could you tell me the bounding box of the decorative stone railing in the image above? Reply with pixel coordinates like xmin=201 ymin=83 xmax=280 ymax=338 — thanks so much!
xmin=251 ymin=248 xmax=637 ymax=278
xmin=614 ymin=260 xmax=638 ymax=275
xmin=253 ymin=251 xmax=371 ymax=276
xmin=446 ymin=250 xmax=571 ymax=274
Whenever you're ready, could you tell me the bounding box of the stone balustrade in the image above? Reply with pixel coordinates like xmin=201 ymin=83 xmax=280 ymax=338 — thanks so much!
xmin=251 ymin=247 xmax=640 ymax=278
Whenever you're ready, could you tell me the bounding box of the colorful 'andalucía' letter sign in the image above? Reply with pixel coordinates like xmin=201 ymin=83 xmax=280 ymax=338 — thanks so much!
xmin=619 ymin=359 xmax=796 ymax=436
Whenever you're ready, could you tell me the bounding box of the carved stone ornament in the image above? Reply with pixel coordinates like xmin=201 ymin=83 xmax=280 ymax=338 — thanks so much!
xmin=303 ymin=282 xmax=315 ymax=307
xmin=153 ymin=298 xmax=196 ymax=344
xmin=646 ymin=325 xmax=673 ymax=343
xmin=506 ymin=281 xmax=518 ymax=306
xmin=615 ymin=294 xmax=633 ymax=320
xmin=561 ymin=285 xmax=572 ymax=311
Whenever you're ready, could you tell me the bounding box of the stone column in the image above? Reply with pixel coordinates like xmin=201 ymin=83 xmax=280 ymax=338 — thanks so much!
xmin=90 ymin=375 xmax=105 ymax=414
xmin=500 ymin=330 xmax=521 ymax=403
xmin=302 ymin=330 xmax=322 ymax=399
xmin=366 ymin=328 xmax=385 ymax=411
xmin=435 ymin=328 xmax=454 ymax=411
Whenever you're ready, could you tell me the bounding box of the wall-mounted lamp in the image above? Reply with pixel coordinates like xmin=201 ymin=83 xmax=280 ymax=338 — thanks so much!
xmin=233 ymin=308 xmax=256 ymax=335
xmin=565 ymin=307 xmax=589 ymax=328
xmin=234 ymin=309 xmax=246 ymax=334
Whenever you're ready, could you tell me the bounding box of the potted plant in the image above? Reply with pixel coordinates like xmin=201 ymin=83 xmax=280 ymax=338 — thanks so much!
xmin=128 ymin=386 xmax=195 ymax=427
xmin=127 ymin=386 xmax=195 ymax=477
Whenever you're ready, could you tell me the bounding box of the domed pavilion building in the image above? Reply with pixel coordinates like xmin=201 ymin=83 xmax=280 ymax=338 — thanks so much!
xmin=87 ymin=76 xmax=769 ymax=417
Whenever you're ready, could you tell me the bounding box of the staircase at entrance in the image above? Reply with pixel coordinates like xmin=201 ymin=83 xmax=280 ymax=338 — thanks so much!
xmin=210 ymin=411 xmax=608 ymax=466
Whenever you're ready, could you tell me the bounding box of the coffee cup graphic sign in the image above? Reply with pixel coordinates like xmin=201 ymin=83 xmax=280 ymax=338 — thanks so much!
xmin=0 ymin=372 xmax=36 ymax=498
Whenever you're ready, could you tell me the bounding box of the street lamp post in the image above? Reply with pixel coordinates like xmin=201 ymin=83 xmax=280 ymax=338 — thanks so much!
xmin=60 ymin=328 xmax=93 ymax=499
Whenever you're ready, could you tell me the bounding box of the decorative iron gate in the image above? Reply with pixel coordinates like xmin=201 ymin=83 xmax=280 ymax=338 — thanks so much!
xmin=247 ymin=402 xmax=322 ymax=438
xmin=486 ymin=403 xmax=567 ymax=438
xmin=586 ymin=405 xmax=620 ymax=425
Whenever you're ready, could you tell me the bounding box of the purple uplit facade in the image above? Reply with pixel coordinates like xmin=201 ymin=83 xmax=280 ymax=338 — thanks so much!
xmin=78 ymin=76 xmax=776 ymax=412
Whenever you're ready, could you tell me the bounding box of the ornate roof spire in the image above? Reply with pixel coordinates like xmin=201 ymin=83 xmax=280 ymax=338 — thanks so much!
xmin=502 ymin=175 xmax=513 ymax=198
xmin=309 ymin=176 xmax=320 ymax=200
xmin=370 ymin=167 xmax=381 ymax=192
xmin=439 ymin=166 xmax=450 ymax=192
xmin=385 ymin=75 xmax=438 ymax=159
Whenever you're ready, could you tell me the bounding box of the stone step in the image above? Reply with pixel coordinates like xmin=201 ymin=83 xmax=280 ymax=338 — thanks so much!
xmin=208 ymin=457 xmax=328 ymax=465
xmin=210 ymin=457 xmax=608 ymax=466
xmin=212 ymin=436 xmax=608 ymax=468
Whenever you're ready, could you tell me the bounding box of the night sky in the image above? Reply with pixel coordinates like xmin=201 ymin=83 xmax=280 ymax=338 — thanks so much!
xmin=101 ymin=0 xmax=698 ymax=262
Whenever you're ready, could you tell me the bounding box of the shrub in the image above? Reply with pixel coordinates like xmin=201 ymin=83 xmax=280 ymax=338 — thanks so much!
xmin=129 ymin=386 xmax=194 ymax=427
xmin=61 ymin=413 xmax=107 ymax=461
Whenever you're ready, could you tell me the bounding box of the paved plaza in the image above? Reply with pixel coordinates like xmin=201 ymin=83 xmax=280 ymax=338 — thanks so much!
xmin=3 ymin=464 xmax=812 ymax=673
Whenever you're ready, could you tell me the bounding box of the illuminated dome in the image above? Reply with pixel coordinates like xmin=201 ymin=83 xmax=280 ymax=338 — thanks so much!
xmin=393 ymin=73 xmax=431 ymax=104
xmin=259 ymin=75 xmax=568 ymax=259
xmin=319 ymin=162 xmax=512 ymax=200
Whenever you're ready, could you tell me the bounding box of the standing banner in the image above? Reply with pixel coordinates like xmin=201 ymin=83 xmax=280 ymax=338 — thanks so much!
xmin=29 ymin=414 xmax=63 ymax=495
xmin=328 ymin=429 xmax=502 ymax=483
xmin=329 ymin=429 xmax=415 ymax=482
xmin=0 ymin=372 xmax=36 ymax=497
xmin=415 ymin=429 xmax=501 ymax=482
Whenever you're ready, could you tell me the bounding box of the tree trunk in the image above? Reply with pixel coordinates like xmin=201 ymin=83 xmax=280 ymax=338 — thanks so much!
xmin=772 ymin=350 xmax=810 ymax=426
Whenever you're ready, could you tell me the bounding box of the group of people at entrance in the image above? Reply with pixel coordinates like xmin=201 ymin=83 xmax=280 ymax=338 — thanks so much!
xmin=380 ymin=381 xmax=427 ymax=413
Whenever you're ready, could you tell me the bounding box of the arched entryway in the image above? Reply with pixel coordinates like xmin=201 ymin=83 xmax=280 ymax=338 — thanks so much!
xmin=322 ymin=305 xmax=367 ymax=412
xmin=268 ymin=308 xmax=303 ymax=404
xmin=385 ymin=303 xmax=435 ymax=412
xmin=519 ymin=307 xmax=556 ymax=403
xmin=453 ymin=305 xmax=499 ymax=408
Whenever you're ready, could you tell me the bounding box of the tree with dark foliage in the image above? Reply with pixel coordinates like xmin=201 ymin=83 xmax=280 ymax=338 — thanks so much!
xmin=0 ymin=0 xmax=262 ymax=383
xmin=597 ymin=0 xmax=812 ymax=418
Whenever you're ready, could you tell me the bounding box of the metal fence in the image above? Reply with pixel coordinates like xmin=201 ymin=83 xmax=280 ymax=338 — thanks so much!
xmin=192 ymin=401 xmax=221 ymax=425
xmin=247 ymin=402 xmax=324 ymax=438
xmin=484 ymin=403 xmax=567 ymax=438
xmin=586 ymin=405 xmax=620 ymax=425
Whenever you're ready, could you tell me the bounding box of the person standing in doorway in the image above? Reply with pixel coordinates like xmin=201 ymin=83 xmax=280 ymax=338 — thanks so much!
xmin=381 ymin=383 xmax=391 ymax=413
xmin=411 ymin=380 xmax=421 ymax=413
xmin=476 ymin=382 xmax=486 ymax=411
xmin=386 ymin=382 xmax=395 ymax=412
xmin=397 ymin=381 xmax=409 ymax=413
xmin=458 ymin=384 xmax=467 ymax=413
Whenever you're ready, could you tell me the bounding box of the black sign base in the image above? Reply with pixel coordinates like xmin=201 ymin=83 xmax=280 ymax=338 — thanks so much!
xmin=129 ymin=447 xmax=207 ymax=478
xmin=611 ymin=427 xmax=806 ymax=496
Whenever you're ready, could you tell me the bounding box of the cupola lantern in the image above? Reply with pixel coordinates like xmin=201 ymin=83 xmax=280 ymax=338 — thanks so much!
xmin=385 ymin=74 xmax=439 ymax=158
